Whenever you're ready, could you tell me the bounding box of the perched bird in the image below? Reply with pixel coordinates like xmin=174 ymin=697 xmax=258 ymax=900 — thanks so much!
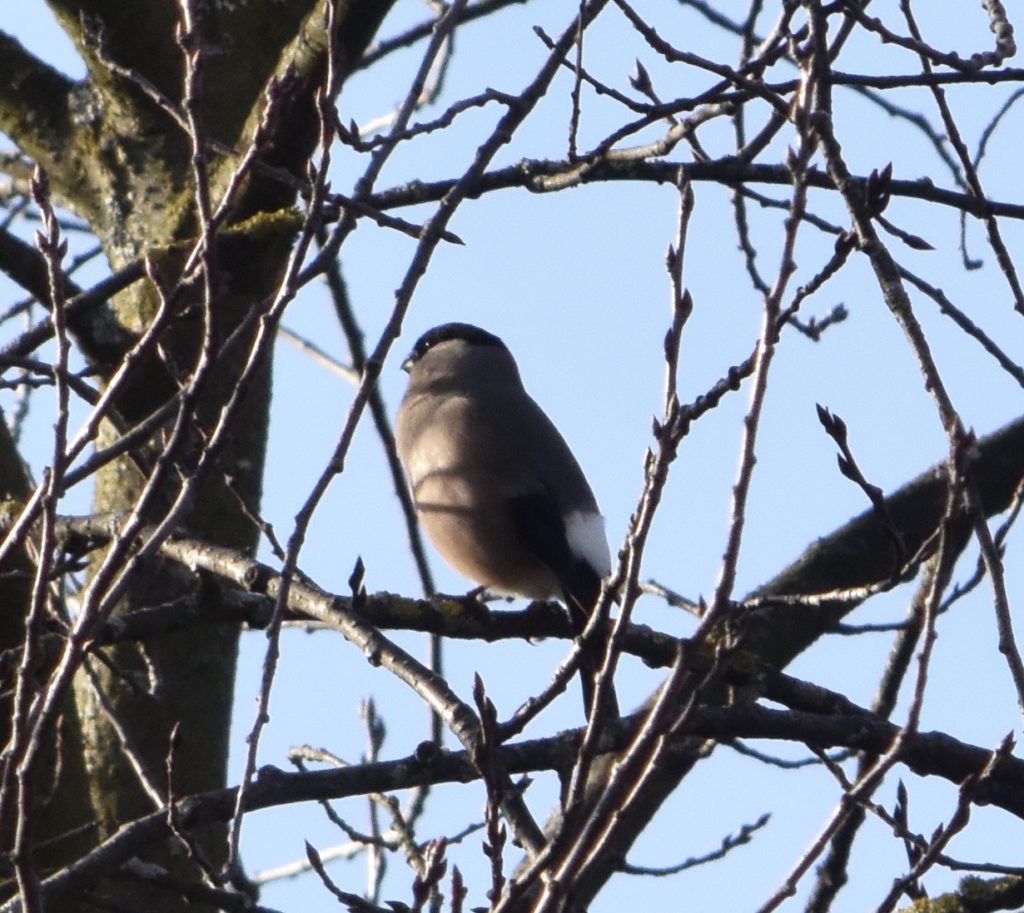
xmin=396 ymin=322 xmax=617 ymax=717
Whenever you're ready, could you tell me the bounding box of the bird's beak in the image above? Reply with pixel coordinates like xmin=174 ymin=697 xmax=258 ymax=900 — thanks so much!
xmin=401 ymin=354 xmax=413 ymax=373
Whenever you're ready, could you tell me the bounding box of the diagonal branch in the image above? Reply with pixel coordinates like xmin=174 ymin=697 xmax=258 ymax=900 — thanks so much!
xmin=0 ymin=31 xmax=83 ymax=201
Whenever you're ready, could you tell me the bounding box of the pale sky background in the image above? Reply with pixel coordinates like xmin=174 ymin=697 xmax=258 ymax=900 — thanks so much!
xmin=3 ymin=2 xmax=1024 ymax=911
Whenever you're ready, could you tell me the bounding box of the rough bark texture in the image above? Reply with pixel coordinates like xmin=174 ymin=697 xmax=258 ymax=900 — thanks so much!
xmin=0 ymin=1 xmax=394 ymax=908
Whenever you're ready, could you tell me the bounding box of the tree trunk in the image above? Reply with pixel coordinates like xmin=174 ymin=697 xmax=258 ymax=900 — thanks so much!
xmin=0 ymin=1 xmax=394 ymax=907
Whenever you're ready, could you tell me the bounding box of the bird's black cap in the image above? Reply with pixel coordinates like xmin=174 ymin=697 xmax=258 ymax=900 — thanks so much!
xmin=403 ymin=323 xmax=506 ymax=371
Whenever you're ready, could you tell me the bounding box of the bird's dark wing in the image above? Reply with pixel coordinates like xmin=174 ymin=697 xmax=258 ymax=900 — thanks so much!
xmin=506 ymin=489 xmax=600 ymax=626
xmin=507 ymin=489 xmax=618 ymax=718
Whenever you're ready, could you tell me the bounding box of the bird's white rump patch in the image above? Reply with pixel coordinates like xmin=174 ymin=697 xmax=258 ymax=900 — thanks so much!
xmin=565 ymin=510 xmax=611 ymax=577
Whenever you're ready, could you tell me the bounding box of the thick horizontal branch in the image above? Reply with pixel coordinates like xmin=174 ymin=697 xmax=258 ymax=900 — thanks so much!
xmin=827 ymin=67 xmax=1024 ymax=89
xmin=5 ymin=158 xmax=1020 ymax=369
xmin=369 ymin=157 xmax=1024 ymax=221
xmin=27 ymin=511 xmax=679 ymax=663
xmin=3 ymin=414 xmax=1019 ymax=678
xmin=7 ymin=695 xmax=1023 ymax=913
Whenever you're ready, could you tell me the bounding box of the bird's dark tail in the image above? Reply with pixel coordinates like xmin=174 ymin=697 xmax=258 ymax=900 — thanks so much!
xmin=564 ymin=581 xmax=619 ymax=720
xmin=579 ymin=650 xmax=619 ymax=719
